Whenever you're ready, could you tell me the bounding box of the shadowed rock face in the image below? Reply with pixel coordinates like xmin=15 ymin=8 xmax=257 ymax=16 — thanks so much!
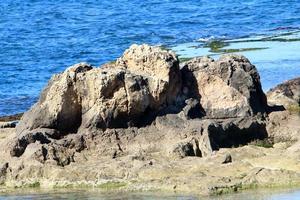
xmin=6 ymin=44 xmax=268 ymax=166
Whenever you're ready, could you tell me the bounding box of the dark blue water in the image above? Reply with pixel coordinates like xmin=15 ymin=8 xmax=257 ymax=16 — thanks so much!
xmin=1 ymin=0 xmax=300 ymax=116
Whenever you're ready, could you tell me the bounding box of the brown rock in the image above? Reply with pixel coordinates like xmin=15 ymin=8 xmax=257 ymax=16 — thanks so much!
xmin=267 ymin=77 xmax=300 ymax=108
xmin=181 ymin=55 xmax=267 ymax=119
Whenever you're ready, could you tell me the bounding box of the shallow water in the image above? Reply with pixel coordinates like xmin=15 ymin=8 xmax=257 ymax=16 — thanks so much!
xmin=2 ymin=188 xmax=300 ymax=200
xmin=172 ymin=30 xmax=300 ymax=91
xmin=1 ymin=0 xmax=300 ymax=116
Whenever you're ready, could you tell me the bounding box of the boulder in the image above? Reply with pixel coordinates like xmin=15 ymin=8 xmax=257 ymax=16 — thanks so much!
xmin=181 ymin=55 xmax=267 ymax=119
xmin=267 ymin=77 xmax=300 ymax=108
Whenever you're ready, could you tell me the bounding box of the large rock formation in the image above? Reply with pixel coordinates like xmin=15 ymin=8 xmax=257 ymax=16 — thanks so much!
xmin=3 ymin=44 xmax=300 ymax=195
xmin=4 ymin=44 xmax=269 ymax=172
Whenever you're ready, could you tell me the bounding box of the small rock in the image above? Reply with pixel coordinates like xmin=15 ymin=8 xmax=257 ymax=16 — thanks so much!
xmin=222 ymin=154 xmax=232 ymax=164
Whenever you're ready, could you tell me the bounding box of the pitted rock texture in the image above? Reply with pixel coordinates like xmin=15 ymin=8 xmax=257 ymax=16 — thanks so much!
xmin=6 ymin=44 xmax=268 ymax=167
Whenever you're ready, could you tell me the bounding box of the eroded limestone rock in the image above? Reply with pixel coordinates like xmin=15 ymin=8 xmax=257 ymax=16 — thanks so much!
xmin=16 ymin=45 xmax=181 ymax=135
xmin=6 ymin=45 xmax=268 ymax=168
xmin=2 ymin=45 xmax=299 ymax=194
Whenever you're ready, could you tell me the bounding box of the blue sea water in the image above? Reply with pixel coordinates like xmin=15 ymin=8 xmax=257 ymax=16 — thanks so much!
xmin=0 ymin=0 xmax=300 ymax=116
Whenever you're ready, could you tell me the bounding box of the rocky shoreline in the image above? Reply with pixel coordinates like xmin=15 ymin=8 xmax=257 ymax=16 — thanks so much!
xmin=0 ymin=44 xmax=300 ymax=196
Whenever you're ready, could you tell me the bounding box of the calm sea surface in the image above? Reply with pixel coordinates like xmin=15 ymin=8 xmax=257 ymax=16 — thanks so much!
xmin=0 ymin=0 xmax=300 ymax=115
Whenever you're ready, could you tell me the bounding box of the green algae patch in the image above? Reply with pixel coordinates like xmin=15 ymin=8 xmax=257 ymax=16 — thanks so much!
xmin=204 ymin=40 xmax=229 ymax=52
xmin=264 ymin=38 xmax=300 ymax=42
xmin=203 ymin=39 xmax=268 ymax=53
xmin=27 ymin=182 xmax=40 ymax=188
xmin=97 ymin=181 xmax=127 ymax=190
xmin=12 ymin=182 xmax=41 ymax=189
xmin=240 ymin=182 xmax=300 ymax=193
xmin=52 ymin=184 xmax=87 ymax=189
xmin=159 ymin=45 xmax=171 ymax=51
xmin=210 ymin=184 xmax=241 ymax=196
xmin=179 ymin=57 xmax=193 ymax=62
xmin=216 ymin=47 xmax=268 ymax=53
xmin=107 ymin=60 xmax=116 ymax=65
xmin=52 ymin=182 xmax=99 ymax=189
xmin=249 ymin=139 xmax=273 ymax=148
xmin=211 ymin=182 xmax=300 ymax=197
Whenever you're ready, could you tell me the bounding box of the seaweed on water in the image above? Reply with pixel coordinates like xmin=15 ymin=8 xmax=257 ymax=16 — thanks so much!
xmin=204 ymin=40 xmax=229 ymax=52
